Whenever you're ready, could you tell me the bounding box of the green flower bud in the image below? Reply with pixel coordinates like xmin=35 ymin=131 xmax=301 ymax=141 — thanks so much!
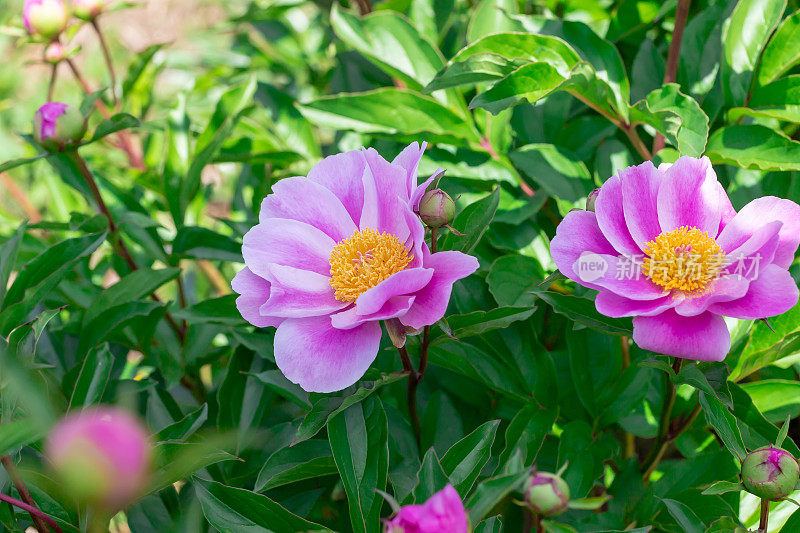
xmin=524 ymin=471 xmax=570 ymax=517
xmin=741 ymin=445 xmax=799 ymax=501
xmin=23 ymin=0 xmax=69 ymax=40
xmin=72 ymin=0 xmax=105 ymax=20
xmin=586 ymin=188 xmax=600 ymax=212
xmin=418 ymin=189 xmax=455 ymax=228
xmin=34 ymin=102 xmax=86 ymax=151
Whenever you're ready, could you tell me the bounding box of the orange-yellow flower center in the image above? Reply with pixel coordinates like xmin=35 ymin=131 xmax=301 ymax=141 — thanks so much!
xmin=329 ymin=228 xmax=413 ymax=302
xmin=642 ymin=226 xmax=725 ymax=293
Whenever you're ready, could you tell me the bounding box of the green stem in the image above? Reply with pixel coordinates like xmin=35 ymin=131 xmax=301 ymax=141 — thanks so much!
xmin=0 ymin=455 xmax=54 ymax=533
xmin=759 ymin=498 xmax=769 ymax=532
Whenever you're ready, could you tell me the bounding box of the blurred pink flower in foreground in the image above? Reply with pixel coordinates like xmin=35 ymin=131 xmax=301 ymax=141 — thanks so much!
xmin=23 ymin=0 xmax=68 ymax=39
xmin=233 ymin=142 xmax=478 ymax=392
xmin=384 ymin=485 xmax=469 ymax=533
xmin=551 ymin=156 xmax=800 ymax=361
xmin=45 ymin=407 xmax=151 ymax=509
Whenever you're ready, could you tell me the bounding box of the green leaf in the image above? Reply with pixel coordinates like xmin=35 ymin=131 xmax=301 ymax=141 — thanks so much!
xmin=440 ymin=420 xmax=500 ymax=495
xmin=465 ymin=470 xmax=528 ymax=523
xmin=293 ymin=373 xmax=405 ymax=444
xmin=467 ymin=0 xmax=519 ymax=43
xmin=172 ymin=226 xmax=241 ymax=262
xmin=155 ymin=404 xmax=208 ymax=442
xmin=424 ymin=54 xmax=527 ymax=92
xmin=529 ymin=289 xmax=633 ymax=336
xmin=706 ymin=125 xmax=800 ymax=171
xmin=777 ymin=415 xmax=791 ymax=447
xmin=730 ymin=382 xmax=800 ymax=456
xmin=731 ymin=75 xmax=800 ymax=123
xmin=68 ymin=344 xmax=113 ymax=408
xmin=440 ymin=187 xmax=500 ymax=253
xmin=629 ymin=84 xmax=709 ymax=157
xmin=758 ymin=9 xmax=800 ymax=84
xmin=78 ymin=300 xmax=163 ymax=355
xmin=0 ymin=154 xmax=49 ymax=173
xmin=567 ymin=495 xmax=611 ymax=510
xmin=435 ymin=307 xmax=535 ymax=342
xmin=487 ymin=255 xmax=545 ymax=307
xmin=87 ymin=113 xmax=141 ymax=143
xmin=698 ymin=392 xmax=747 ymax=461
xmin=328 ymin=396 xmax=389 ymax=533
xmin=509 ymin=144 xmax=594 ymax=203
xmin=0 ymin=418 xmax=46 ymax=456
xmin=740 ymin=380 xmax=800 ymax=417
xmin=254 ymin=439 xmax=337 ymax=492
xmin=298 ymin=89 xmax=480 ymax=143
xmin=251 ymin=369 xmax=311 ymax=410
xmin=412 ymin=448 xmax=450 ymax=503
xmin=82 ymin=267 xmax=180 ymax=327
xmin=721 ymin=0 xmax=786 ymax=105
xmin=468 ymin=61 xmax=567 ymax=115
xmin=149 ymin=440 xmax=237 ymax=494
xmin=660 ymin=497 xmax=705 ymax=533
xmin=701 ymin=480 xmax=745 ymax=495
xmin=498 ymin=403 xmax=555 ymax=470
xmin=171 ymin=295 xmax=244 ymax=326
xmin=0 ymin=223 xmax=25 ymax=306
xmin=728 ymin=301 xmax=800 ymax=380
xmin=195 ymin=478 xmax=329 ymax=533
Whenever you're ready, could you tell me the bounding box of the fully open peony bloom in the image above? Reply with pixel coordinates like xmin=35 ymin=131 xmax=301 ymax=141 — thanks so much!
xmin=233 ymin=143 xmax=479 ymax=392
xmin=384 ymin=485 xmax=469 ymax=533
xmin=551 ymin=156 xmax=800 ymax=361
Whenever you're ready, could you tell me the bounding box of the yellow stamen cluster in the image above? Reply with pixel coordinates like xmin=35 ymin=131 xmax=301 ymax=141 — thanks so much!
xmin=329 ymin=228 xmax=413 ymax=302
xmin=642 ymin=226 xmax=725 ymax=293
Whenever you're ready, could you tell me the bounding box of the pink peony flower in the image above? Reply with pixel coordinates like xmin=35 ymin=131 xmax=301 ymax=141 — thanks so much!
xmin=384 ymin=485 xmax=469 ymax=533
xmin=551 ymin=156 xmax=800 ymax=361
xmin=23 ymin=0 xmax=68 ymax=39
xmin=45 ymin=407 xmax=152 ymax=509
xmin=233 ymin=143 xmax=479 ymax=392
xmin=33 ymin=102 xmax=85 ymax=149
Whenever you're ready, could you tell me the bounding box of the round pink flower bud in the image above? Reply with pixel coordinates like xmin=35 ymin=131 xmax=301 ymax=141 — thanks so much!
xmin=23 ymin=0 xmax=68 ymax=40
xmin=417 ymin=189 xmax=455 ymax=228
xmin=34 ymin=102 xmax=86 ymax=151
xmin=741 ymin=445 xmax=799 ymax=501
xmin=72 ymin=0 xmax=105 ymax=20
xmin=384 ymin=485 xmax=468 ymax=533
xmin=524 ymin=471 xmax=570 ymax=517
xmin=43 ymin=41 xmax=65 ymax=64
xmin=586 ymin=188 xmax=600 ymax=212
xmin=45 ymin=407 xmax=152 ymax=510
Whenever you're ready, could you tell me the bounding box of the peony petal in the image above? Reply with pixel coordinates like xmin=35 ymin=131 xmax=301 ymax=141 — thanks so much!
xmin=595 ymin=174 xmax=642 ymax=256
xmin=595 ymin=291 xmax=674 ymax=317
xmin=391 ymin=141 xmax=427 ymax=197
xmin=632 ymin=309 xmax=731 ymax=362
xmin=307 ymin=150 xmax=367 ymax=225
xmin=259 ymin=176 xmax=358 ymax=242
xmin=715 ymin=196 xmax=800 ymax=268
xmin=657 ymin=156 xmax=721 ymax=236
xmin=259 ymin=264 xmax=345 ymax=318
xmin=400 ymin=250 xmax=479 ymax=329
xmin=717 ymin=181 xmax=737 ymax=233
xmin=231 ymin=268 xmax=282 ymax=328
xmin=550 ymin=210 xmax=617 ymax=290
xmin=331 ymin=295 xmax=415 ymax=330
xmin=721 ymin=220 xmax=781 ymax=270
xmin=572 ymin=253 xmax=667 ymax=300
xmin=673 ymin=277 xmax=750 ymax=317
xmin=242 ymin=219 xmax=335 ymax=278
xmin=708 ymin=264 xmax=799 ymax=319
xmin=274 ymin=316 xmax=382 ymax=393
xmin=411 ymin=169 xmax=444 ymax=211
xmin=355 ymin=268 xmax=434 ymax=315
xmin=362 ymin=148 xmax=410 ymax=239
xmin=619 ymin=161 xmax=663 ymax=249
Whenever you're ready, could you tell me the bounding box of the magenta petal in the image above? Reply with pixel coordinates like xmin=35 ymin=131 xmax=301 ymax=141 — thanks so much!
xmin=595 ymin=174 xmax=642 ymax=256
xmin=717 ymin=181 xmax=737 ymax=233
xmin=242 ymin=219 xmax=335 ymax=277
xmin=708 ymin=264 xmax=799 ymax=319
xmin=331 ymin=295 xmax=415 ymax=330
xmin=632 ymin=309 xmax=730 ymax=362
xmin=231 ymin=268 xmax=282 ymax=328
xmin=673 ymin=277 xmax=750 ymax=317
xmin=595 ymin=291 xmax=674 ymax=318
xmin=259 ymin=264 xmax=345 ymax=318
xmin=362 ymin=148 xmax=410 ymax=238
xmin=722 ymin=220 xmax=782 ymax=269
xmin=657 ymin=156 xmax=721 ymax=236
xmin=619 ymin=161 xmax=663 ymax=249
xmin=392 ymin=141 xmax=427 ymax=197
xmin=274 ymin=316 xmax=382 ymax=393
xmin=355 ymin=268 xmax=434 ymax=315
xmin=402 ymin=201 xmax=427 ymax=269
xmin=259 ymin=176 xmax=358 ymax=242
xmin=572 ymin=253 xmax=667 ymax=300
xmin=307 ymin=150 xmax=367 ymax=225
xmin=411 ymin=169 xmax=443 ymax=212
xmin=550 ymin=210 xmax=617 ymax=290
xmin=715 ymin=196 xmax=800 ymax=268
xmin=400 ymin=251 xmax=479 ymax=329
xmin=385 ymin=484 xmax=468 ymax=533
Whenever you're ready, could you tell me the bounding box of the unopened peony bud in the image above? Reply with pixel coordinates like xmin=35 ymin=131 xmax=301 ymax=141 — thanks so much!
xmin=72 ymin=0 xmax=105 ymax=20
xmin=45 ymin=407 xmax=152 ymax=510
xmin=524 ymin=471 xmax=570 ymax=517
xmin=43 ymin=41 xmax=65 ymax=64
xmin=23 ymin=0 xmax=68 ymax=40
xmin=418 ymin=189 xmax=455 ymax=228
xmin=586 ymin=188 xmax=600 ymax=212
xmin=741 ymin=445 xmax=799 ymax=500
xmin=384 ymin=485 xmax=468 ymax=533
xmin=34 ymin=102 xmax=86 ymax=151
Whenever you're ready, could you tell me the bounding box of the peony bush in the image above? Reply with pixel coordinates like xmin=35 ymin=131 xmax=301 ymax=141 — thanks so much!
xmin=3 ymin=0 xmax=800 ymax=531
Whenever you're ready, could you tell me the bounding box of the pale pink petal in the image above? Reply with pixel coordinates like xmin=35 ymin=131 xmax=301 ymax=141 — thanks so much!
xmin=595 ymin=291 xmax=674 ymax=317
xmin=259 ymin=264 xmax=345 ymax=318
xmin=259 ymin=176 xmax=358 ymax=242
xmin=242 ymin=219 xmax=335 ymax=278
xmin=721 ymin=220 xmax=782 ymax=270
xmin=657 ymin=156 xmax=721 ymax=236
xmin=715 ymin=197 xmax=800 ymax=268
xmin=355 ymin=268 xmax=433 ymax=315
xmin=632 ymin=309 xmax=730 ymax=362
xmin=595 ymin=174 xmax=642 ymax=256
xmin=231 ymin=268 xmax=282 ymax=328
xmin=619 ymin=161 xmax=663 ymax=249
xmin=400 ymin=251 xmax=479 ymax=329
xmin=330 ymin=295 xmax=415 ymax=330
xmin=411 ymin=169 xmax=444 ymax=211
xmin=673 ymin=277 xmax=750 ymax=317
xmin=307 ymin=150 xmax=367 ymax=225
xmin=274 ymin=316 xmax=382 ymax=393
xmin=550 ymin=210 xmax=617 ymax=290
xmin=392 ymin=141 xmax=427 ymax=197
xmin=362 ymin=148 xmax=410 ymax=239
xmin=708 ymin=264 xmax=799 ymax=319
xmin=572 ymin=253 xmax=667 ymax=300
